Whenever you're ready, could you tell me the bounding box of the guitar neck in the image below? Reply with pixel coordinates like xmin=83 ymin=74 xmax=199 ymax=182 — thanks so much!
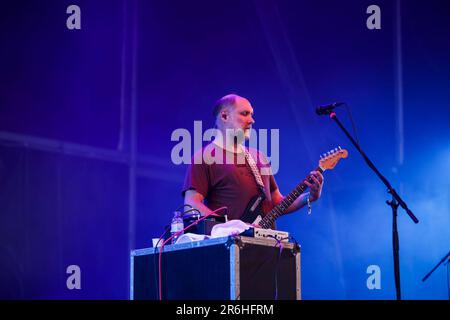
xmin=258 ymin=166 xmax=324 ymax=229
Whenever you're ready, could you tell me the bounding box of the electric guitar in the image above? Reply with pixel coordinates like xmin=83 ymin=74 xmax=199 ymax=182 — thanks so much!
xmin=240 ymin=147 xmax=348 ymax=229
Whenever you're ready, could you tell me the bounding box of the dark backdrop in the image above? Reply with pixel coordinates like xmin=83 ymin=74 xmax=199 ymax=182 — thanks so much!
xmin=1 ymin=0 xmax=449 ymax=299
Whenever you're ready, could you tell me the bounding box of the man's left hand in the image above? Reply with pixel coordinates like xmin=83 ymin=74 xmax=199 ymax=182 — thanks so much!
xmin=305 ymin=171 xmax=324 ymax=203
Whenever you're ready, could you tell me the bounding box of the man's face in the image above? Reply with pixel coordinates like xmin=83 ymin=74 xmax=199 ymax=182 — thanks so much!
xmin=222 ymin=97 xmax=255 ymax=140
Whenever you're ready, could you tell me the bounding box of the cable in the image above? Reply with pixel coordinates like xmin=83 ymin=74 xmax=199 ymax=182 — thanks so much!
xmin=343 ymin=103 xmax=361 ymax=148
xmin=153 ymin=207 xmax=201 ymax=299
xmin=271 ymin=235 xmax=302 ymax=300
xmin=274 ymin=244 xmax=283 ymax=300
xmin=447 ymin=260 xmax=450 ymax=300
xmin=153 ymin=225 xmax=171 ymax=249
xmin=289 ymin=235 xmax=300 ymax=248
xmin=152 ymin=207 xmax=210 ymax=299
xmin=183 ymin=207 xmax=224 ymax=217
xmin=182 ymin=208 xmax=202 ymax=216
xmin=158 ymin=206 xmax=228 ymax=300
xmin=175 ymin=204 xmax=192 ymax=211
xmin=265 ymin=235 xmax=289 ymax=300
xmin=152 ymin=225 xmax=171 ymax=299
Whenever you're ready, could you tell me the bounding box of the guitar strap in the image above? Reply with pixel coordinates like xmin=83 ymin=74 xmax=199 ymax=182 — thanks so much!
xmin=244 ymin=149 xmax=266 ymax=196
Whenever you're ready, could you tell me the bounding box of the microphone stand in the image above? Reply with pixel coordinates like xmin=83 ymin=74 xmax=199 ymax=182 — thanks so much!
xmin=422 ymin=250 xmax=450 ymax=285
xmin=327 ymin=111 xmax=419 ymax=300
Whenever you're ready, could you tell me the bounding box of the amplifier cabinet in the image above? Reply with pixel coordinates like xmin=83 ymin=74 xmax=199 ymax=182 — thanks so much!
xmin=130 ymin=236 xmax=301 ymax=300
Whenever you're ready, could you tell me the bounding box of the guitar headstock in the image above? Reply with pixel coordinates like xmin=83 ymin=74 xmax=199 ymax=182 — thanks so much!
xmin=319 ymin=146 xmax=348 ymax=170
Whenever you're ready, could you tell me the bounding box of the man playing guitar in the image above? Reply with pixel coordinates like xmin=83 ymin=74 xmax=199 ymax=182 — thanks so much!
xmin=182 ymin=94 xmax=324 ymax=229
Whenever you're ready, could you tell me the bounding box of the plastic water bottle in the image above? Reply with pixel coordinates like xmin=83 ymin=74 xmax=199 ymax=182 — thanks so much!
xmin=170 ymin=211 xmax=184 ymax=244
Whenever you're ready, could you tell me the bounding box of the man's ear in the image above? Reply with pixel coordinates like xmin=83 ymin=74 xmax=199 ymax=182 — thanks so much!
xmin=221 ymin=111 xmax=228 ymax=121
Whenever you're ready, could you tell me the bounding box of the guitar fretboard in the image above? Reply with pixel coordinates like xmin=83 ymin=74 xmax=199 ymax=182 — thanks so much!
xmin=258 ymin=166 xmax=324 ymax=229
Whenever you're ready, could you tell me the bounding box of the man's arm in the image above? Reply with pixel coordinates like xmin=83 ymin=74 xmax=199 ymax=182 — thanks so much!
xmin=184 ymin=189 xmax=214 ymax=216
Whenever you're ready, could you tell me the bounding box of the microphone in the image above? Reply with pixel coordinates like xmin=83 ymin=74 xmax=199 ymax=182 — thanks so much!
xmin=315 ymin=102 xmax=345 ymax=115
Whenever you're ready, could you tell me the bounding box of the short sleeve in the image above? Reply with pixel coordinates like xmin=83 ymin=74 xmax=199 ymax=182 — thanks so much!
xmin=181 ymin=161 xmax=210 ymax=199
xmin=269 ymin=174 xmax=278 ymax=192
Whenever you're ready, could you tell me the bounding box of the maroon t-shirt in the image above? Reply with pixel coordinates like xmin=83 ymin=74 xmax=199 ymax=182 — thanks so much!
xmin=182 ymin=144 xmax=278 ymax=221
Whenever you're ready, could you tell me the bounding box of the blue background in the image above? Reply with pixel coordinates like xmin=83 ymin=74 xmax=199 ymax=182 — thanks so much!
xmin=0 ymin=0 xmax=449 ymax=299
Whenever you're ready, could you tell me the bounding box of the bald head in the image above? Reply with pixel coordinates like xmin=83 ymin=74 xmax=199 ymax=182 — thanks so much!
xmin=213 ymin=94 xmax=239 ymax=118
xmin=213 ymin=94 xmax=252 ymax=125
xmin=212 ymin=93 xmax=255 ymax=140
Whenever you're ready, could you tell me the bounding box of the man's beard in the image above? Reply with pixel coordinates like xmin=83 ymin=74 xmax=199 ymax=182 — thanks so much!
xmin=227 ymin=128 xmax=246 ymax=145
xmin=244 ymin=128 xmax=251 ymax=140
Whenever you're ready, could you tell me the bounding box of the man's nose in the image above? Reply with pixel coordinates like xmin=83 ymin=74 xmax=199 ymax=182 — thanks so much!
xmin=249 ymin=116 xmax=255 ymax=124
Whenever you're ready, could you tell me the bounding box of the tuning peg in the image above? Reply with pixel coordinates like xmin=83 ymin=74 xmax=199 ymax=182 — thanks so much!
xmin=334 ymin=148 xmax=338 ymax=152
xmin=331 ymin=150 xmax=335 ymax=154
xmin=338 ymin=146 xmax=342 ymax=150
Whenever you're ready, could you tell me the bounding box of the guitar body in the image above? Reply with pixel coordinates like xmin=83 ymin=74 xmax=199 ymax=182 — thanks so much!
xmin=240 ymin=194 xmax=274 ymax=227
